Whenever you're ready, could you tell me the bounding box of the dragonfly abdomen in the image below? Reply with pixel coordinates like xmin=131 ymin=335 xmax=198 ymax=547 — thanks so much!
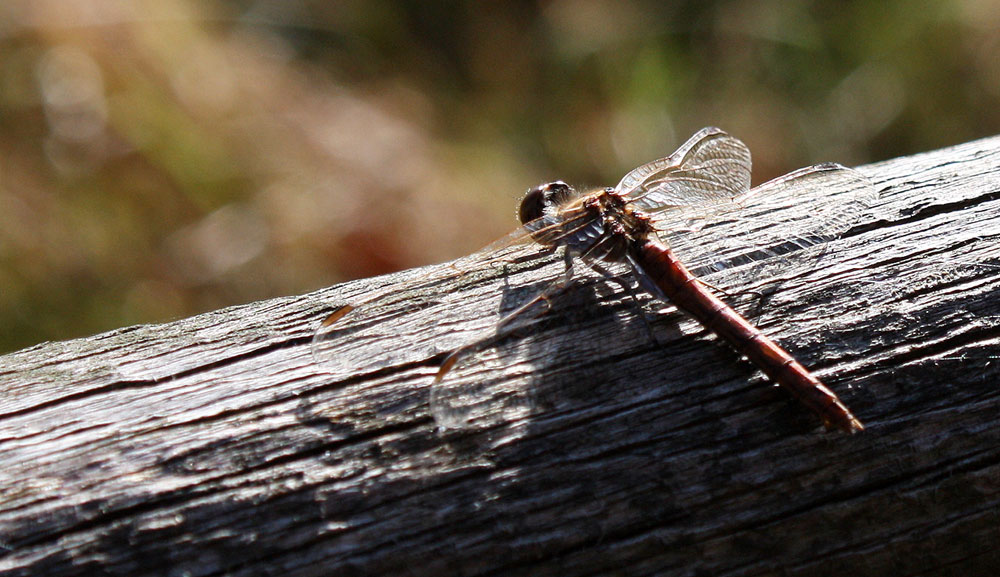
xmin=637 ymin=240 xmax=863 ymax=433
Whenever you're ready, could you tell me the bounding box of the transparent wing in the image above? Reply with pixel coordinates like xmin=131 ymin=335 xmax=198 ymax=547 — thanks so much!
xmin=657 ymin=163 xmax=877 ymax=285
xmin=428 ymin=257 xmax=635 ymax=432
xmin=311 ymin=127 xmax=876 ymax=433
xmin=310 ymin=222 xmax=550 ymax=372
xmin=310 ymin=207 xmax=636 ymax=433
xmin=309 ymin=213 xmax=602 ymax=432
xmin=314 ymin=126 xmax=751 ymax=368
xmin=428 ymin=266 xmax=573 ymax=431
xmin=616 ymin=126 xmax=752 ymax=211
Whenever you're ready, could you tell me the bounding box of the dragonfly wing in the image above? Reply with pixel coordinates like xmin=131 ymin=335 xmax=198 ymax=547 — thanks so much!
xmin=428 ymin=266 xmax=575 ymax=430
xmin=616 ymin=127 xmax=752 ymax=212
xmin=310 ymin=221 xmax=552 ymax=371
xmin=658 ymin=163 xmax=877 ymax=286
xmin=310 ymin=214 xmax=591 ymax=432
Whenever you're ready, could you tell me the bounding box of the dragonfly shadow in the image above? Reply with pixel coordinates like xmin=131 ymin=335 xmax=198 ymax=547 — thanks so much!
xmin=431 ymin=268 xmax=668 ymax=444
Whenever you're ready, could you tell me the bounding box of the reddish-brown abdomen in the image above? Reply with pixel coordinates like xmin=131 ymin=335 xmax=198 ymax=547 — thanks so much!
xmin=637 ymin=240 xmax=863 ymax=433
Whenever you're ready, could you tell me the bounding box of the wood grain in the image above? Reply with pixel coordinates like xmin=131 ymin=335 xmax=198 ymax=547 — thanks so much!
xmin=2 ymin=135 xmax=1000 ymax=576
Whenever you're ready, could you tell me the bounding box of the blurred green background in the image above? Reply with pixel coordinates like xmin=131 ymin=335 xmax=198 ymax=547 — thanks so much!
xmin=2 ymin=0 xmax=999 ymax=353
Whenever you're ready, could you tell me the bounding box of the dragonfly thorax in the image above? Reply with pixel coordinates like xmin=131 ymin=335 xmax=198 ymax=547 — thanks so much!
xmin=579 ymin=188 xmax=656 ymax=262
xmin=520 ymin=181 xmax=654 ymax=263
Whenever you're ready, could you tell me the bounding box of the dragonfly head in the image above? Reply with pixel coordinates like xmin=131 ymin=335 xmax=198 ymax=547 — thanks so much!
xmin=519 ymin=181 xmax=575 ymax=225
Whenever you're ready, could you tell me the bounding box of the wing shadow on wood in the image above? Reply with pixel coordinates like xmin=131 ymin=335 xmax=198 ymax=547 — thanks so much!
xmin=8 ymin=136 xmax=1000 ymax=577
xmin=437 ymin=278 xmax=664 ymax=435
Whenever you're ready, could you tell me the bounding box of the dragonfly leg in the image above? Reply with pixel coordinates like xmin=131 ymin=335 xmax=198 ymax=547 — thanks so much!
xmin=435 ymin=250 xmax=577 ymax=383
xmin=626 ymin=252 xmax=669 ymax=303
xmin=703 ymin=278 xmax=770 ymax=318
xmin=628 ymin=252 xmax=771 ymax=326
xmin=496 ymin=251 xmax=574 ymax=328
xmin=679 ymin=274 xmax=776 ymax=323
xmin=587 ymin=260 xmax=661 ymax=347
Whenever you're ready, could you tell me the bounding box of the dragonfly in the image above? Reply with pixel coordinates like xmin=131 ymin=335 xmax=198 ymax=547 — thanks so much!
xmin=314 ymin=127 xmax=874 ymax=433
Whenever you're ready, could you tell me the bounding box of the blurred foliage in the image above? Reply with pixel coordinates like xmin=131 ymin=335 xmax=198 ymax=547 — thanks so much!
xmin=1 ymin=0 xmax=999 ymax=352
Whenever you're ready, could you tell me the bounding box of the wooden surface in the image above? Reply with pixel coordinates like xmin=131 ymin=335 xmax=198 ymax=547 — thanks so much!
xmin=2 ymin=135 xmax=1000 ymax=576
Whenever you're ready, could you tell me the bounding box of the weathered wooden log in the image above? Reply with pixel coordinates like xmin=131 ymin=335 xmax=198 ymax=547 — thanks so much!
xmin=2 ymin=134 xmax=1000 ymax=577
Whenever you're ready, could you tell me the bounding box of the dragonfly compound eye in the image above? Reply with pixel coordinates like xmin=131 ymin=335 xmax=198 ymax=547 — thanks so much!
xmin=519 ymin=181 xmax=574 ymax=225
